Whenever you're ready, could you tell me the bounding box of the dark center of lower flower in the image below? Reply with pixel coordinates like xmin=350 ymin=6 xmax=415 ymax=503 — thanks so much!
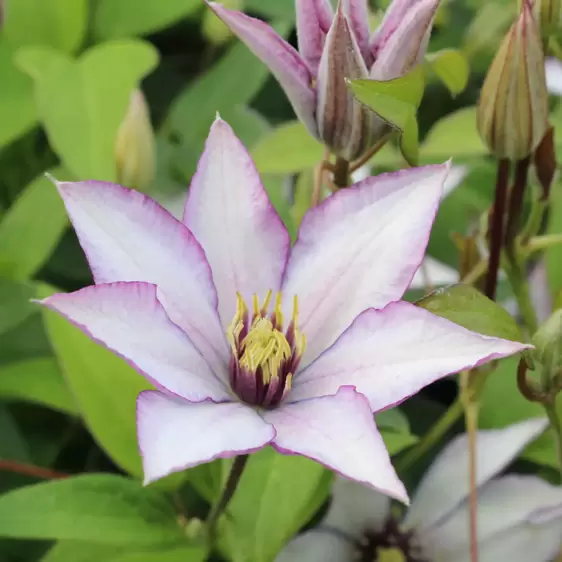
xmin=354 ymin=517 xmax=427 ymax=562
xmin=226 ymin=291 xmax=306 ymax=408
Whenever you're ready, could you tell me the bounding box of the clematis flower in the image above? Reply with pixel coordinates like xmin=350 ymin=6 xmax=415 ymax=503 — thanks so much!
xmin=40 ymin=118 xmax=526 ymax=499
xmin=208 ymin=0 xmax=440 ymax=162
xmin=277 ymin=418 xmax=562 ymax=562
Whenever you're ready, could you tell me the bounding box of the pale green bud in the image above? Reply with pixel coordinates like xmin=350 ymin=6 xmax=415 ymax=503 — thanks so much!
xmin=477 ymin=1 xmax=549 ymax=160
xmin=532 ymin=0 xmax=562 ymax=40
xmin=533 ymin=309 xmax=562 ymax=377
xmin=115 ymin=89 xmax=156 ymax=192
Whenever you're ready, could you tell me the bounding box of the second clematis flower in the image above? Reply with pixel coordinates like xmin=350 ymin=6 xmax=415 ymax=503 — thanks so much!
xmin=208 ymin=0 xmax=441 ymax=163
xmin=40 ymin=118 xmax=526 ymax=501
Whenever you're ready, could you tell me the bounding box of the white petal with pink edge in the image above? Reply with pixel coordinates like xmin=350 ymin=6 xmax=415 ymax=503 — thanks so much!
xmin=53 ymin=179 xmax=228 ymax=375
xmin=184 ymin=118 xmax=290 ymax=328
xmin=404 ymin=417 xmax=548 ymax=532
xmin=275 ymin=530 xmax=353 ymax=562
xmin=137 ymin=391 xmax=275 ymax=484
xmin=39 ymin=282 xmax=229 ymax=402
xmin=295 ymin=0 xmax=334 ymax=73
xmin=291 ymin=301 xmax=529 ymax=409
xmin=422 ymin=474 xmax=562 ymax=560
xmin=281 ymin=164 xmax=449 ymax=366
xmin=208 ymin=3 xmax=317 ymax=136
xmin=263 ymin=386 xmax=408 ymax=504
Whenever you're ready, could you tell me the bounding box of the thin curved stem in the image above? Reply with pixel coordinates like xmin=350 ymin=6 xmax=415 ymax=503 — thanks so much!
xmin=0 ymin=460 xmax=69 ymax=480
xmin=206 ymin=454 xmax=249 ymax=545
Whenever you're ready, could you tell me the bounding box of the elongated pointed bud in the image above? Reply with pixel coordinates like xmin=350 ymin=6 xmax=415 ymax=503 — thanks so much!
xmin=115 ymin=90 xmax=156 ymax=192
xmin=532 ymin=0 xmax=562 ymax=40
xmin=316 ymin=5 xmax=380 ymax=162
xmin=477 ymin=2 xmax=549 ymax=161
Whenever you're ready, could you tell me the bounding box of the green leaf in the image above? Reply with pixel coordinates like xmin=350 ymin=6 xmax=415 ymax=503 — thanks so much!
xmin=94 ymin=0 xmax=200 ymax=40
xmin=0 ymin=357 xmax=76 ymax=415
xmin=0 ymin=406 xmax=30 ymax=463
xmin=0 ymin=167 xmax=70 ymax=280
xmin=224 ymin=448 xmax=328 ymax=562
xmin=546 ymin=184 xmax=562 ymax=292
xmin=36 ymin=283 xmax=149 ymax=476
xmin=479 ymin=357 xmax=557 ymax=468
xmin=426 ymin=49 xmax=470 ymax=96
xmin=348 ymin=67 xmax=425 ymax=165
xmin=244 ymin=0 xmax=295 ymax=20
xmin=420 ymin=107 xmax=487 ymax=161
xmin=416 ymin=284 xmax=525 ymax=342
xmin=251 ymin=121 xmax=324 ymax=174
xmin=3 ymin=0 xmax=87 ymax=53
xmin=0 ymin=475 xmax=183 ymax=545
xmin=42 ymin=541 xmax=207 ymax=562
xmin=262 ymin=174 xmax=297 ymax=242
xmin=376 ymin=408 xmax=419 ymax=456
xmin=0 ymin=279 xmax=36 ymax=336
xmin=17 ymin=41 xmax=159 ymax=181
xmin=167 ymin=21 xmax=290 ymax=176
xmin=0 ymin=42 xmax=37 ymax=148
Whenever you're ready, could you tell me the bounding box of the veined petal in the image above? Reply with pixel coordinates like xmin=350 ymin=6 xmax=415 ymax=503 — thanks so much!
xmin=276 ymin=531 xmax=354 ymax=562
xmin=323 ymin=476 xmax=390 ymax=537
xmin=291 ymin=301 xmax=528 ymax=407
xmin=54 ymin=179 xmax=227 ymax=375
xmin=341 ymin=0 xmax=372 ymax=65
xmin=208 ymin=3 xmax=317 ymax=136
xmin=423 ymin=475 xmax=562 ymax=561
xmin=282 ymin=164 xmax=449 ymax=365
xmin=370 ymin=0 xmax=439 ymax=80
xmin=316 ymin=4 xmax=372 ymax=161
xmin=404 ymin=418 xmax=548 ymax=532
xmin=39 ymin=283 xmax=229 ymax=401
xmin=263 ymin=386 xmax=408 ymax=504
xmin=295 ymin=0 xmax=334 ymax=73
xmin=137 ymin=391 xmax=275 ymax=484
xmin=184 ymin=118 xmax=290 ymax=328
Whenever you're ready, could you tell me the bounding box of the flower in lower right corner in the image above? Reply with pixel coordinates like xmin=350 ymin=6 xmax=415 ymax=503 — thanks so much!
xmin=277 ymin=417 xmax=562 ymax=562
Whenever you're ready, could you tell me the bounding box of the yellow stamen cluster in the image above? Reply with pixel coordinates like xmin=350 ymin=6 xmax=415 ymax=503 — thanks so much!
xmin=378 ymin=548 xmax=407 ymax=562
xmin=226 ymin=291 xmax=306 ymax=388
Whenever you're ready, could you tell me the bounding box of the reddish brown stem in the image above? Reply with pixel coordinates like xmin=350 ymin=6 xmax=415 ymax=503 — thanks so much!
xmin=505 ymin=156 xmax=531 ymax=252
xmin=485 ymin=159 xmax=510 ymax=300
xmin=0 ymin=459 xmax=69 ymax=480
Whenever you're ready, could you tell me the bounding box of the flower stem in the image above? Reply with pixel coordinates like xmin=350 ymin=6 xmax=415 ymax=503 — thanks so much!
xmin=333 ymin=157 xmax=351 ymax=188
xmin=396 ymin=398 xmax=464 ymax=473
xmin=206 ymin=454 xmax=249 ymax=545
xmin=465 ymin=400 xmax=480 ymax=562
xmin=505 ymin=157 xmax=531 ymax=251
xmin=544 ymin=402 xmax=562 ymax=484
xmin=485 ymin=159 xmax=510 ymax=300
xmin=0 ymin=460 xmax=69 ymax=480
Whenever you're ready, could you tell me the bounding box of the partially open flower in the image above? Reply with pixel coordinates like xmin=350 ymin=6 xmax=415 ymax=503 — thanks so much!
xmin=208 ymin=0 xmax=440 ymax=162
xmin=115 ymin=89 xmax=156 ymax=192
xmin=277 ymin=418 xmax=562 ymax=562
xmin=477 ymin=1 xmax=549 ymax=160
xmin=39 ymin=118 xmax=527 ymax=497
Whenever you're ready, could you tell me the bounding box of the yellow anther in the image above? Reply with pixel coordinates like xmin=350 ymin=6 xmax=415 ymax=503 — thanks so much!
xmin=378 ymin=548 xmax=407 ymax=562
xmin=226 ymin=293 xmax=247 ymax=351
xmin=274 ymin=292 xmax=283 ymax=329
xmin=261 ymin=290 xmax=272 ymax=314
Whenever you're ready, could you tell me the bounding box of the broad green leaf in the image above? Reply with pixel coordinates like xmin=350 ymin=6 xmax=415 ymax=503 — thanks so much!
xmin=0 ymin=406 xmax=30 ymax=462
xmin=349 ymin=67 xmax=425 ymax=165
xmin=251 ymin=121 xmax=324 ymax=174
xmin=0 ymin=475 xmax=183 ymax=545
xmin=244 ymin=0 xmax=295 ymax=19
xmin=479 ymin=357 xmax=557 ymax=468
xmin=376 ymin=408 xmax=419 ymax=456
xmin=0 ymin=357 xmax=76 ymax=415
xmin=3 ymin=0 xmax=87 ymax=53
xmin=0 ymin=279 xmax=36 ymax=336
xmin=42 ymin=541 xmax=207 ymax=562
xmin=94 ymin=0 xmax=200 ymax=40
xmin=546 ymin=182 xmax=562 ymax=292
xmin=426 ymin=49 xmax=470 ymax=96
xmin=0 ymin=168 xmax=70 ymax=280
xmin=18 ymin=41 xmax=159 ymax=181
xmin=167 ymin=21 xmax=290 ymax=160
xmin=420 ymin=107 xmax=486 ymax=161
xmin=0 ymin=42 xmax=37 ymax=148
xmin=187 ymin=459 xmax=227 ymax=504
xmin=36 ymin=283 xmax=149 ymax=476
xmin=225 ymin=448 xmax=327 ymax=562
xmin=416 ymin=284 xmax=524 ymax=342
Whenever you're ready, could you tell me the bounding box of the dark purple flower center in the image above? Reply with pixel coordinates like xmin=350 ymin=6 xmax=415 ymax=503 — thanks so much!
xmin=226 ymin=291 xmax=306 ymax=408
xmin=355 ymin=517 xmax=427 ymax=562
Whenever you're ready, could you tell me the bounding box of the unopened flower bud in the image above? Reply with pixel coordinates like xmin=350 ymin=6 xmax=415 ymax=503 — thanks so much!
xmin=532 ymin=0 xmax=562 ymax=39
xmin=533 ymin=309 xmax=562 ymax=391
xmin=115 ymin=89 xmax=156 ymax=192
xmin=477 ymin=1 xmax=549 ymax=161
